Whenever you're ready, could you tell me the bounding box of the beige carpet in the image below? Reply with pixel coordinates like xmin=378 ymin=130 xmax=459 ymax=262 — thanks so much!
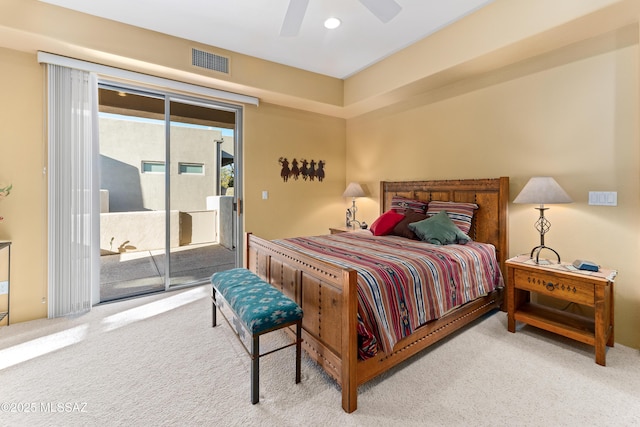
xmin=0 ymin=285 xmax=639 ymax=427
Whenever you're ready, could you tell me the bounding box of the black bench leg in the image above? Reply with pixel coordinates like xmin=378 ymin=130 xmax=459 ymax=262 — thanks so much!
xmin=295 ymin=321 xmax=302 ymax=384
xmin=211 ymin=288 xmax=217 ymax=327
xmin=251 ymin=335 xmax=259 ymax=404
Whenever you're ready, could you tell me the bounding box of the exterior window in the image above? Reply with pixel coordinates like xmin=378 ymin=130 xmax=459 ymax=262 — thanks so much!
xmin=179 ymin=163 xmax=204 ymax=175
xmin=142 ymin=161 xmax=165 ymax=173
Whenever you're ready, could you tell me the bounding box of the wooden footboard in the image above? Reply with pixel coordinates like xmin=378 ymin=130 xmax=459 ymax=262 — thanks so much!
xmin=245 ymin=177 xmax=509 ymax=412
xmin=245 ymin=233 xmax=360 ymax=411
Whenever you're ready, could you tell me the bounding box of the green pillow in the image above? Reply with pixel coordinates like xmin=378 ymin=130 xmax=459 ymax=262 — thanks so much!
xmin=408 ymin=210 xmax=471 ymax=245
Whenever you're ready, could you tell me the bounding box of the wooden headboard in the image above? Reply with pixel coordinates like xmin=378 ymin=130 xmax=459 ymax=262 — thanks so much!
xmin=380 ymin=177 xmax=509 ymax=274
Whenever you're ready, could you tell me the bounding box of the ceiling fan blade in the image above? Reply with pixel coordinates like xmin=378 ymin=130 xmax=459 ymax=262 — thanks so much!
xmin=280 ymin=0 xmax=309 ymax=37
xmin=358 ymin=0 xmax=402 ymax=23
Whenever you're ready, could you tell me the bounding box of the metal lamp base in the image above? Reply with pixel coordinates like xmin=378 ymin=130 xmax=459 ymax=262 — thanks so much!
xmin=530 ymin=245 xmax=561 ymax=264
xmin=529 ymin=206 xmax=561 ymax=264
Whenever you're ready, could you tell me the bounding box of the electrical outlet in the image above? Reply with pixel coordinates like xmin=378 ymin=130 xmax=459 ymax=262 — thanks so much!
xmin=0 ymin=280 xmax=8 ymax=295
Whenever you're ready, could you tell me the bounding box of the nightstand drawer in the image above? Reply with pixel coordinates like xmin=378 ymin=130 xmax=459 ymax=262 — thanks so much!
xmin=513 ymin=269 xmax=594 ymax=306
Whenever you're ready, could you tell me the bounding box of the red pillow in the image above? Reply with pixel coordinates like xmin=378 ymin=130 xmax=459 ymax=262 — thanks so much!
xmin=370 ymin=210 xmax=404 ymax=236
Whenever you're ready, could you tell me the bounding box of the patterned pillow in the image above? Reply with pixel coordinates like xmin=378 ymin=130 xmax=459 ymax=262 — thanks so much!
xmin=426 ymin=201 xmax=478 ymax=235
xmin=370 ymin=210 xmax=405 ymax=236
xmin=390 ymin=196 xmax=428 ymax=215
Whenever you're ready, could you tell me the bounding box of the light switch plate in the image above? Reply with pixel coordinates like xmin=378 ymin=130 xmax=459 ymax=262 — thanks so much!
xmin=0 ymin=280 xmax=8 ymax=295
xmin=589 ymin=191 xmax=617 ymax=206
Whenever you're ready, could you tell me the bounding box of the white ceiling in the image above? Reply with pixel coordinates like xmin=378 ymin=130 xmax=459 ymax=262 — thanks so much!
xmin=40 ymin=0 xmax=494 ymax=79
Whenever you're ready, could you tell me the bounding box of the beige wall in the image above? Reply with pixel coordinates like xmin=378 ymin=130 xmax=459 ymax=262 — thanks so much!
xmin=0 ymin=47 xmax=47 ymax=322
xmin=0 ymin=0 xmax=638 ymax=350
xmin=244 ymin=103 xmax=346 ymax=240
xmin=347 ymin=35 xmax=640 ymax=349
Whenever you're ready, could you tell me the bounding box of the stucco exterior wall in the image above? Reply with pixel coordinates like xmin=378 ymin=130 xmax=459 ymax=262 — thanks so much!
xmin=99 ymin=117 xmax=224 ymax=212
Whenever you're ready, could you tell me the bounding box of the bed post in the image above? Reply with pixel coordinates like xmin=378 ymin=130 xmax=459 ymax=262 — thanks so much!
xmin=498 ymin=177 xmax=509 ymax=277
xmin=341 ymin=268 xmax=359 ymax=413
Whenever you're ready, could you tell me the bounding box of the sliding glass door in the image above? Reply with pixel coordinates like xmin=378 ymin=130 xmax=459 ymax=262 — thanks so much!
xmin=166 ymin=97 xmax=237 ymax=288
xmin=98 ymin=85 xmax=239 ymax=302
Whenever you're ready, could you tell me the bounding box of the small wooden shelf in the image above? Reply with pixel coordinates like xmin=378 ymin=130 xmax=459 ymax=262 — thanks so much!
xmin=514 ymin=303 xmax=596 ymax=346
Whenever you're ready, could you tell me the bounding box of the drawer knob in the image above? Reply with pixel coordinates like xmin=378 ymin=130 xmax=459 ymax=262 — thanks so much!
xmin=545 ymin=282 xmax=555 ymax=291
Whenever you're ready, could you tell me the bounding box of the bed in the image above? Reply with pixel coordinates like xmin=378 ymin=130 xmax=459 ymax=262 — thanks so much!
xmin=245 ymin=177 xmax=509 ymax=412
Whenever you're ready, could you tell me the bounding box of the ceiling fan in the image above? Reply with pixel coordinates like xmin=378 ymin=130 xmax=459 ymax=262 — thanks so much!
xmin=280 ymin=0 xmax=402 ymax=37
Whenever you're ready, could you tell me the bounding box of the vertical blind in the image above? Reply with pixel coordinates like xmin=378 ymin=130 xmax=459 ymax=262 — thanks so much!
xmin=47 ymin=64 xmax=100 ymax=317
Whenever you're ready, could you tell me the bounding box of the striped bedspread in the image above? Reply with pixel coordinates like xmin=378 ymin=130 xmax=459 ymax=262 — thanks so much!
xmin=276 ymin=232 xmax=503 ymax=358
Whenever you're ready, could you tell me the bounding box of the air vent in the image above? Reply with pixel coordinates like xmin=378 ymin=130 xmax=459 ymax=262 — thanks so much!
xmin=192 ymin=48 xmax=229 ymax=74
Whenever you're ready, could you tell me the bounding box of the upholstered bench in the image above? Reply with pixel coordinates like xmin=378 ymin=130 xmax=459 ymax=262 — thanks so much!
xmin=210 ymin=268 xmax=303 ymax=404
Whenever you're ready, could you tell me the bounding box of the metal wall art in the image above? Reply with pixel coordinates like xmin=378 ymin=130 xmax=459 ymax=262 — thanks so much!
xmin=278 ymin=157 xmax=325 ymax=182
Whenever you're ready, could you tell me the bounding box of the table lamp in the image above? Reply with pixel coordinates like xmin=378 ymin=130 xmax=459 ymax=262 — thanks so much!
xmin=342 ymin=182 xmax=365 ymax=228
xmin=513 ymin=176 xmax=572 ymax=263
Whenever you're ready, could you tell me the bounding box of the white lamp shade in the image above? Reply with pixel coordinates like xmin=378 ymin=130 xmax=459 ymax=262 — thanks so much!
xmin=513 ymin=177 xmax=572 ymax=204
xmin=343 ymin=182 xmax=365 ymax=198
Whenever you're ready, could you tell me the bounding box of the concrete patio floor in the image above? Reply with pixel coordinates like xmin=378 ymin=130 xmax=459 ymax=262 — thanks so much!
xmin=100 ymin=243 xmax=236 ymax=302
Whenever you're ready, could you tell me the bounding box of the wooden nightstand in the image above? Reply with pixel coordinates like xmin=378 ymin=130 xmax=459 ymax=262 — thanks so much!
xmin=506 ymin=255 xmax=617 ymax=366
xmin=329 ymin=226 xmax=357 ymax=234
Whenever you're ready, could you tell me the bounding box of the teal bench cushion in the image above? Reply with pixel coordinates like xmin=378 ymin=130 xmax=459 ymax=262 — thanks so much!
xmin=211 ymin=268 xmax=303 ymax=334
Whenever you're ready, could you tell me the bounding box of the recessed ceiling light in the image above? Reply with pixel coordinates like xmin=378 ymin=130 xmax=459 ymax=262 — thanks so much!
xmin=324 ymin=17 xmax=341 ymax=30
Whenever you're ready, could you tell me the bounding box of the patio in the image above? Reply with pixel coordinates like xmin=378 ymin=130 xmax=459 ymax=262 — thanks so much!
xmin=100 ymin=243 xmax=236 ymax=302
